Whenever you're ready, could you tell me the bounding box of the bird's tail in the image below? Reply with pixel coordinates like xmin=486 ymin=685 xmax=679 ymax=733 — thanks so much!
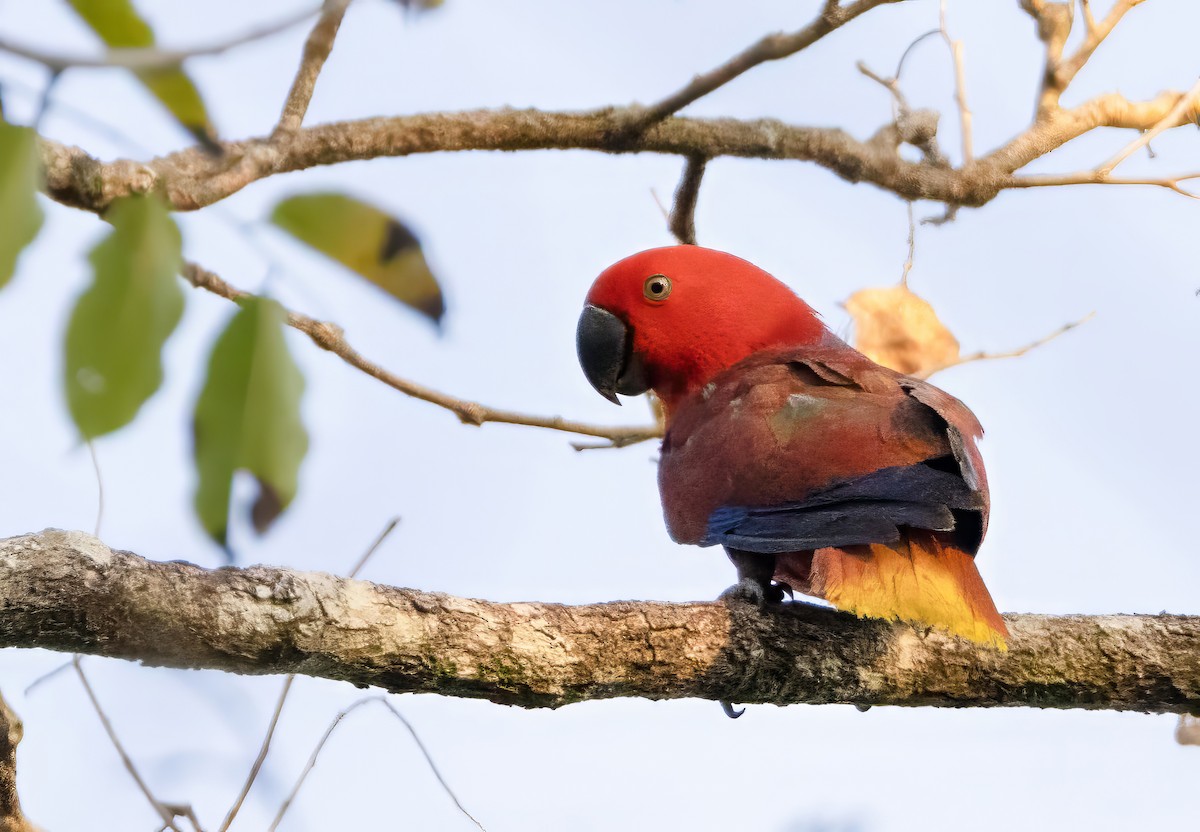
xmin=778 ymin=530 xmax=1008 ymax=649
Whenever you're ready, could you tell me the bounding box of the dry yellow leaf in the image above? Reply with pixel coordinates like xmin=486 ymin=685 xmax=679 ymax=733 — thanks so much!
xmin=845 ymin=285 xmax=960 ymax=377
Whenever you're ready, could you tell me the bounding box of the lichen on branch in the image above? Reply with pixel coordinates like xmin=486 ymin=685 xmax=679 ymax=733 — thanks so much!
xmin=3 ymin=530 xmax=1198 ymax=714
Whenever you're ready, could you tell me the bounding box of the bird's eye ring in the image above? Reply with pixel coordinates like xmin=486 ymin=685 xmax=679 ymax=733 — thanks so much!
xmin=643 ymin=274 xmax=672 ymax=302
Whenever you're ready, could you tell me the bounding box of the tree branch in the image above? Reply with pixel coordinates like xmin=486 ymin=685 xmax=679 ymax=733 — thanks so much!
xmin=1020 ymin=0 xmax=1146 ymax=116
xmin=0 ymin=692 xmax=36 ymax=832
xmin=620 ymin=0 xmax=907 ymax=133
xmin=668 ymin=154 xmax=707 ymax=245
xmin=181 ymin=262 xmax=661 ymax=446
xmin=38 ymin=77 xmax=1200 ymax=222
xmin=3 ymin=529 xmax=1199 ymax=714
xmin=272 ymin=0 xmax=352 ymax=138
xmin=1097 ymin=76 xmax=1200 ymax=175
xmin=984 ymin=88 xmax=1200 ymax=174
xmin=1019 ymin=0 xmax=1074 ymax=115
xmin=0 ymin=6 xmax=320 ymax=72
xmin=1009 ymin=170 xmax=1200 ymax=198
xmin=939 ymin=0 xmax=973 ymax=163
xmin=1051 ymin=0 xmax=1146 ymax=94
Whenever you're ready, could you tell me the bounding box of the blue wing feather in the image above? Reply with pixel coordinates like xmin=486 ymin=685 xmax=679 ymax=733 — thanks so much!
xmin=701 ymin=463 xmax=982 ymax=552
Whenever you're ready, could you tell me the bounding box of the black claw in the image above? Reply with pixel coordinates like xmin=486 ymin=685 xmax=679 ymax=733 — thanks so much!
xmin=855 ymin=703 xmax=872 ymax=713
xmin=720 ymin=700 xmax=746 ymax=719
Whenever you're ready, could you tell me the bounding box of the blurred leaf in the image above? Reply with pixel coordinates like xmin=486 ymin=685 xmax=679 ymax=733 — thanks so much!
xmin=66 ymin=0 xmax=218 ymax=148
xmin=271 ymin=193 xmax=445 ymax=326
xmin=193 ymin=296 xmax=308 ymax=548
xmin=0 ymin=123 xmax=44 ymax=288
xmin=64 ymin=195 xmax=184 ymax=438
xmin=392 ymin=0 xmax=445 ymax=11
xmin=137 ymin=68 xmax=213 ymax=144
xmin=845 ymin=284 xmax=960 ymax=377
xmin=66 ymin=0 xmax=154 ymax=45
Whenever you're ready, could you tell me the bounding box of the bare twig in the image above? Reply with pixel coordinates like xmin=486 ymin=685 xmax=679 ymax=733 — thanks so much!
xmin=181 ymin=262 xmax=660 ymax=447
xmin=23 ymin=659 xmax=73 ymax=696
xmin=916 ymin=311 xmax=1094 ymax=379
xmin=0 ymin=691 xmax=36 ymax=832
xmin=894 ymin=29 xmax=942 ymax=79
xmin=1009 ymin=171 xmax=1200 ymax=198
xmin=1019 ymin=0 xmax=1073 ymax=115
xmin=273 ymin=0 xmax=352 ymax=137
xmin=857 ymin=61 xmax=908 ymax=113
xmin=649 ymin=188 xmax=672 ymax=227
xmin=1098 ymin=77 xmax=1200 ymax=175
xmin=218 ymin=515 xmax=400 ymax=831
xmin=1079 ymin=0 xmax=1097 ymax=33
xmin=621 ymin=0 xmax=907 ymax=133
xmin=32 ymin=71 xmax=61 ymax=132
xmin=0 ymin=6 xmax=319 ymax=72
xmin=267 ymin=697 xmax=484 ymax=832
xmin=73 ymin=657 xmax=188 ymax=832
xmin=86 ymin=439 xmax=104 ymax=538
xmin=2 ymin=74 xmax=157 ymax=156
xmin=939 ymin=0 xmax=973 ymax=163
xmin=347 ymin=516 xmax=401 ymax=579
xmin=900 ymin=201 xmax=916 ymax=287
xmin=217 ymin=676 xmax=293 ymax=832
xmin=1052 ymin=0 xmax=1146 ymax=93
xmin=668 ymin=155 xmax=707 ymax=245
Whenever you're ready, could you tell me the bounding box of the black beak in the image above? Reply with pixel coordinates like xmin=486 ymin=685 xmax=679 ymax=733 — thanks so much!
xmin=576 ymin=304 xmax=649 ymax=405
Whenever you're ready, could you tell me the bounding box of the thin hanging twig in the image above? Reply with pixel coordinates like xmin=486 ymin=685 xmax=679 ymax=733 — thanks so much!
xmin=267 ymin=696 xmax=485 ymax=832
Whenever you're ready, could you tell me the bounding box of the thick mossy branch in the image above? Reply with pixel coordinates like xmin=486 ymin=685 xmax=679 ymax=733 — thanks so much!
xmin=2 ymin=530 xmax=1198 ymax=713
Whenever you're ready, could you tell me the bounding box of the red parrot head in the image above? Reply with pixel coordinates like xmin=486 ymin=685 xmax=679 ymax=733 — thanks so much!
xmin=577 ymin=246 xmax=827 ymax=411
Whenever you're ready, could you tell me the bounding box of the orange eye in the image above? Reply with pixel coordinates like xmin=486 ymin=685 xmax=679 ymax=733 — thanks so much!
xmin=643 ymin=274 xmax=672 ymax=302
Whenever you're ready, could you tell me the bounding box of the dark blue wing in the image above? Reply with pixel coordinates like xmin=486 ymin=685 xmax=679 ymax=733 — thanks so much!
xmin=701 ymin=462 xmax=984 ymax=554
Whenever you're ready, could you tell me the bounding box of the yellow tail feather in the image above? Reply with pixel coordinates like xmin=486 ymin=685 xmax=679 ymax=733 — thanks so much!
xmin=807 ymin=532 xmax=1008 ymax=649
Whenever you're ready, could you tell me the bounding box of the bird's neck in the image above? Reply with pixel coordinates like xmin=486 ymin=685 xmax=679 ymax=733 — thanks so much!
xmin=653 ymin=315 xmax=831 ymax=416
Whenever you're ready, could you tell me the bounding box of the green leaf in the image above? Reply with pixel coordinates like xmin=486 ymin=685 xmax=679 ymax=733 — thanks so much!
xmin=136 ymin=68 xmax=215 ymax=146
xmin=0 ymin=123 xmax=44 ymax=289
xmin=193 ymin=296 xmax=308 ymax=547
xmin=271 ymin=193 xmax=445 ymax=326
xmin=66 ymin=0 xmax=218 ymax=147
xmin=66 ymin=0 xmax=154 ymax=46
xmin=64 ymin=195 xmax=184 ymax=439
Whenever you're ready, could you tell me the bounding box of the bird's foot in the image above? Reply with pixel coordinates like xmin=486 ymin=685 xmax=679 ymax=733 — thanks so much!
xmin=719 ymin=576 xmax=785 ymax=608
xmin=720 ymin=701 xmax=745 ymax=719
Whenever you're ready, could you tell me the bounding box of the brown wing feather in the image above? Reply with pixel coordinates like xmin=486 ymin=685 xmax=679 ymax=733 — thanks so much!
xmin=659 ymin=343 xmax=984 ymax=546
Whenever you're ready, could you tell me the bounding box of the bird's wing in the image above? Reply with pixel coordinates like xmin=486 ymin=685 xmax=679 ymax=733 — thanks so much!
xmin=659 ymin=345 xmax=989 ymax=552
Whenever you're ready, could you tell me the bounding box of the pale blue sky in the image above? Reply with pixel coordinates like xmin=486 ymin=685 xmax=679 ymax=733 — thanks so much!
xmin=1 ymin=1 xmax=1198 ymax=830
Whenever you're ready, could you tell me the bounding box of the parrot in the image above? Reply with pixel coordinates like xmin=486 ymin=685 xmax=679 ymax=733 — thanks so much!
xmin=576 ymin=245 xmax=1007 ymax=649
